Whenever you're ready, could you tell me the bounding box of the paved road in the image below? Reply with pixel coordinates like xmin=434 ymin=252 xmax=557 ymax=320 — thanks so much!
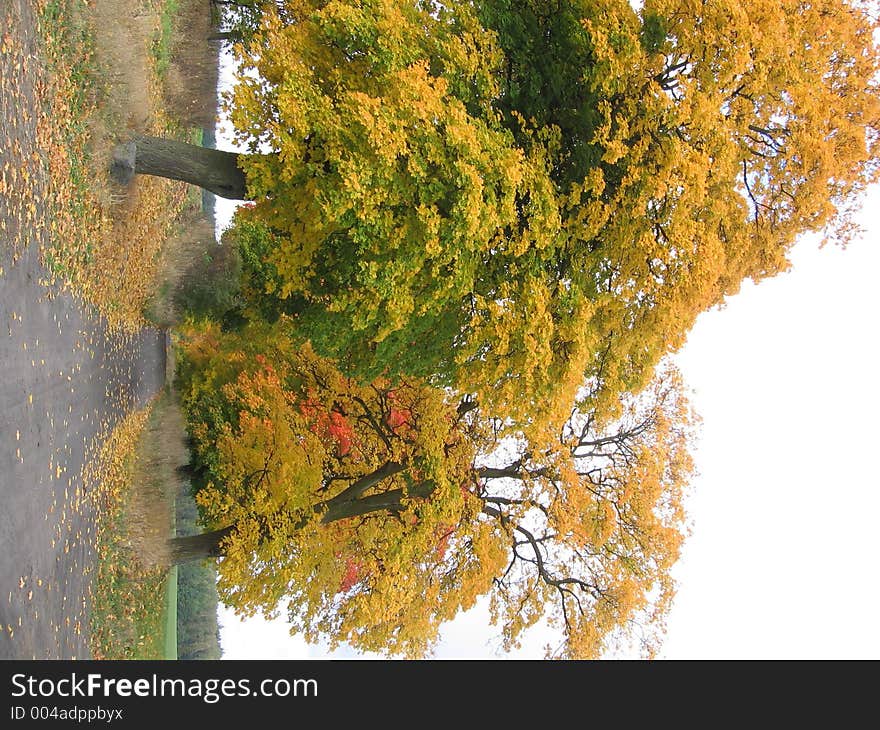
xmin=0 ymin=0 xmax=166 ymax=659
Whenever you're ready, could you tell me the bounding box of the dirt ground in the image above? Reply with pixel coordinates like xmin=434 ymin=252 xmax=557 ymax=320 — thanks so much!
xmin=0 ymin=0 xmax=166 ymax=659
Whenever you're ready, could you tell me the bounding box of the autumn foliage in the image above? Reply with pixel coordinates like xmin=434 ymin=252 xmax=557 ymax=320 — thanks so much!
xmin=179 ymin=321 xmax=492 ymax=656
xmin=169 ymin=0 xmax=880 ymax=658
xmin=226 ymin=0 xmax=880 ymax=429
xmin=178 ymin=321 xmax=696 ymax=658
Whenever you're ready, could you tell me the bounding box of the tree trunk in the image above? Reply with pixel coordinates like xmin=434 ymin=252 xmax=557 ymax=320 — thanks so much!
xmin=110 ymin=136 xmax=251 ymax=200
xmin=164 ymin=479 xmax=441 ymax=566
xmin=207 ymin=31 xmax=241 ymax=43
xmin=167 ymin=525 xmax=236 ymax=565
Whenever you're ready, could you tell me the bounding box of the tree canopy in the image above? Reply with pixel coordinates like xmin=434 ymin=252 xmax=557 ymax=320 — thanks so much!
xmin=224 ymin=0 xmax=879 ymax=430
xmin=158 ymin=0 xmax=880 ymax=659
xmin=176 ymin=321 xmax=696 ymax=658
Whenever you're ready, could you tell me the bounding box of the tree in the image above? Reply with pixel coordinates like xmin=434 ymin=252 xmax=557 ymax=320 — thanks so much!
xmin=171 ymin=321 xmax=696 ymax=658
xmin=208 ymin=0 xmax=293 ymax=46
xmin=119 ymin=0 xmax=879 ymax=430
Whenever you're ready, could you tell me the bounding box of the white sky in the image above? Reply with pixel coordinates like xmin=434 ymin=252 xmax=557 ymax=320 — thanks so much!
xmin=659 ymin=201 xmax=880 ymax=660
xmin=212 ymin=51 xmax=880 ymax=661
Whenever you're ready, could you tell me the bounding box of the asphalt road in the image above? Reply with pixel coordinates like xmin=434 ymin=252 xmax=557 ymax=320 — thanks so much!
xmin=0 ymin=0 xmax=166 ymax=659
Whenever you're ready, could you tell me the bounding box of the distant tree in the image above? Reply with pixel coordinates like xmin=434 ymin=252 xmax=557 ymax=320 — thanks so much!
xmin=170 ymin=322 xmax=696 ymax=658
xmin=118 ymin=0 xmax=878 ymax=428
xmin=208 ymin=0 xmax=292 ymax=45
xmin=176 ymin=488 xmax=223 ymax=660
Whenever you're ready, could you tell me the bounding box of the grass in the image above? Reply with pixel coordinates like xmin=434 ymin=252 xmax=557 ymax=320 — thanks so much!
xmin=88 ymin=386 xmax=192 ymax=659
xmin=90 ymin=509 xmax=170 ymax=660
xmin=164 ymin=567 xmax=178 ymax=659
xmin=36 ymin=0 xmax=106 ymax=282
xmin=87 ymin=402 xmax=171 ymax=660
xmin=164 ymin=452 xmax=178 ymax=661
xmin=152 ymin=0 xmax=180 ymax=78
xmin=161 ymin=0 xmax=221 ymax=128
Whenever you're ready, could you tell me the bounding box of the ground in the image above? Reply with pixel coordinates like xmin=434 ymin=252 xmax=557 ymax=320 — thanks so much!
xmin=0 ymin=0 xmax=166 ymax=659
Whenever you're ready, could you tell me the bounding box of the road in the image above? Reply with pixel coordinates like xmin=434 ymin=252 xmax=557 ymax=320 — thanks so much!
xmin=0 ymin=0 xmax=166 ymax=659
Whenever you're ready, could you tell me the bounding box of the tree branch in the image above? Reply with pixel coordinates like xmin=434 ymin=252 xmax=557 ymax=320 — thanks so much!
xmin=330 ymin=461 xmax=406 ymax=504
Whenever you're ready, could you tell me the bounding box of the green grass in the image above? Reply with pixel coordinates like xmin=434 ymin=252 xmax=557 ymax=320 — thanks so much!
xmin=164 ymin=567 xmax=178 ymax=660
xmin=152 ymin=0 xmax=181 ymax=78
xmin=164 ymin=470 xmax=178 ymax=661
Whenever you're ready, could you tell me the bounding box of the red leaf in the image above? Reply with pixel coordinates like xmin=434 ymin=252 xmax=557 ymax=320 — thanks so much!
xmin=385 ymin=407 xmax=411 ymax=433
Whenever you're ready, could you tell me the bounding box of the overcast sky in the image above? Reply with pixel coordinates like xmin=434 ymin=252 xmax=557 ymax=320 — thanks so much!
xmin=212 ymin=51 xmax=880 ymax=661
xmin=658 ymin=197 xmax=880 ymax=659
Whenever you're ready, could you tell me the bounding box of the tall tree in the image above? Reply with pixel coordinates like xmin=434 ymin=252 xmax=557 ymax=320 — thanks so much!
xmin=208 ymin=0 xmax=293 ymax=46
xmin=124 ymin=0 xmax=879 ymax=428
xmin=173 ymin=321 xmax=696 ymax=658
